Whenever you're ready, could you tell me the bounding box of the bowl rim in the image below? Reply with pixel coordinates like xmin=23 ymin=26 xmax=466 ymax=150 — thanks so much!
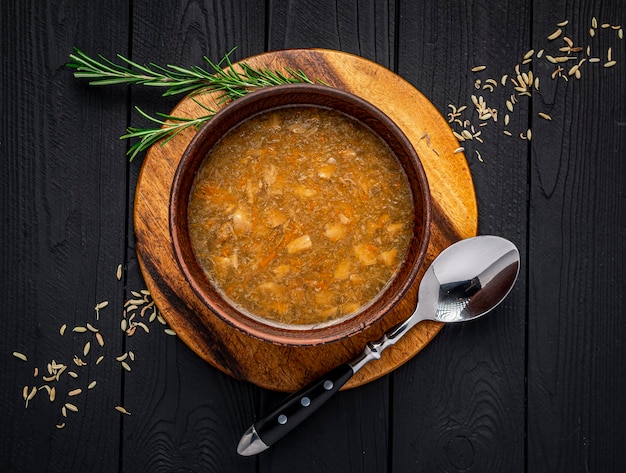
xmin=169 ymin=83 xmax=432 ymax=346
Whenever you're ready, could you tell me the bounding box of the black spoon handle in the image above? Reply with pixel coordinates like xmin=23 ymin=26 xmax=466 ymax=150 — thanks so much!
xmin=238 ymin=363 xmax=353 ymax=455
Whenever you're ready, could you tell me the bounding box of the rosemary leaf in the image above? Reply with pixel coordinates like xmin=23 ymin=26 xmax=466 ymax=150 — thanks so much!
xmin=69 ymin=47 xmax=325 ymax=160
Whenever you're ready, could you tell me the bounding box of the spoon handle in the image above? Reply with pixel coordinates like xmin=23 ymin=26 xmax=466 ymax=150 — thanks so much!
xmin=237 ymin=363 xmax=354 ymax=456
xmin=237 ymin=316 xmax=417 ymax=456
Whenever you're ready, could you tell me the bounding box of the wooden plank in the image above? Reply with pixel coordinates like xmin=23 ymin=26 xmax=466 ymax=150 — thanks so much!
xmin=257 ymin=1 xmax=398 ymax=470
xmin=528 ymin=2 xmax=626 ymax=470
xmin=0 ymin=1 xmax=130 ymax=472
xmin=392 ymin=1 xmax=529 ymax=471
xmin=119 ymin=1 xmax=266 ymax=472
xmin=267 ymin=0 xmax=396 ymax=70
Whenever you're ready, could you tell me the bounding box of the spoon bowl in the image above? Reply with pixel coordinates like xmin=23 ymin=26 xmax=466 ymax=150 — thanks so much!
xmin=238 ymin=235 xmax=520 ymax=456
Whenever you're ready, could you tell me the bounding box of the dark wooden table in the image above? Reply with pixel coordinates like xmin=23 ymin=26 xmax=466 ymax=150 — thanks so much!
xmin=2 ymin=1 xmax=625 ymax=471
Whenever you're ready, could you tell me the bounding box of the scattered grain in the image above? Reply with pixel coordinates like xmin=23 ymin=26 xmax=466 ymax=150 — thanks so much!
xmin=86 ymin=323 xmax=98 ymax=333
xmin=471 ymin=65 xmax=487 ymax=72
xmin=115 ymin=406 xmax=131 ymax=415
xmin=62 ymin=405 xmax=67 ymax=417
xmin=73 ymin=355 xmax=86 ymax=367
xmin=589 ymin=28 xmax=596 ymax=38
xmin=65 ymin=402 xmax=79 ymax=412
xmin=95 ymin=332 xmax=105 ymax=347
xmin=537 ymin=49 xmax=544 ymax=58
xmin=95 ymin=301 xmax=109 ymax=310
xmin=33 ymin=367 xmax=38 ymax=378
xmin=73 ymin=326 xmax=87 ymax=333
xmin=548 ymin=28 xmax=563 ymax=40
xmin=164 ymin=329 xmax=176 ymax=336
xmin=50 ymin=386 xmax=56 ymax=402
xmin=619 ymin=28 xmax=624 ymax=40
xmin=504 ymin=114 xmax=510 ymax=126
xmin=83 ymin=342 xmax=91 ymax=357
xmin=523 ymin=49 xmax=535 ymax=60
xmin=604 ymin=60 xmax=617 ymax=68
xmin=116 ymin=353 xmax=128 ymax=362
xmin=557 ymin=20 xmax=569 ymax=27
xmin=121 ymin=361 xmax=132 ymax=372
xmin=504 ymin=130 xmax=513 ymax=136
xmin=96 ymin=355 xmax=105 ymax=365
xmin=116 ymin=264 xmax=123 ymax=281
xmin=453 ymin=147 xmax=465 ymax=154
xmin=539 ymin=112 xmax=552 ymax=121
xmin=475 ymin=150 xmax=483 ymax=162
xmin=592 ymin=17 xmax=598 ymax=29
xmin=568 ymin=64 xmax=580 ymax=76
xmin=13 ymin=352 xmax=28 ymax=362
xmin=68 ymin=371 xmax=78 ymax=378
xmin=60 ymin=324 xmax=67 ymax=336
xmin=56 ymin=423 xmax=65 ymax=429
xmin=68 ymin=388 xmax=82 ymax=397
xmin=601 ymin=23 xmax=610 ymax=29
xmin=128 ymin=351 xmax=135 ymax=362
xmin=88 ymin=380 xmax=97 ymax=390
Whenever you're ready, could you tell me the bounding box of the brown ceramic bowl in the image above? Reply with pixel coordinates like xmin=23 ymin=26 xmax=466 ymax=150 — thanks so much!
xmin=170 ymin=84 xmax=431 ymax=346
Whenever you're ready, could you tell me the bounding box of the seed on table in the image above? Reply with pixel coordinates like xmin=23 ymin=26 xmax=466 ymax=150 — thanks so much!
xmin=68 ymin=388 xmax=82 ymax=397
xmin=13 ymin=352 xmax=28 ymax=362
xmin=65 ymin=403 xmax=79 ymax=412
xmin=592 ymin=17 xmax=597 ymax=28
xmin=557 ymin=20 xmax=569 ymax=27
xmin=604 ymin=61 xmax=617 ymax=68
xmin=116 ymin=264 xmax=123 ymax=281
xmin=50 ymin=386 xmax=56 ymax=402
xmin=589 ymin=28 xmax=596 ymax=38
xmin=121 ymin=361 xmax=132 ymax=372
xmin=60 ymin=324 xmax=67 ymax=336
xmin=115 ymin=406 xmax=131 ymax=415
xmin=548 ymin=28 xmax=562 ymax=40
xmin=95 ymin=332 xmax=105 ymax=347
xmin=86 ymin=323 xmax=98 ymax=333
xmin=96 ymin=355 xmax=104 ymax=365
xmin=164 ymin=329 xmax=176 ymax=336
xmin=539 ymin=112 xmax=552 ymax=120
xmin=471 ymin=65 xmax=487 ymax=72
xmin=68 ymin=371 xmax=78 ymax=378
xmin=83 ymin=342 xmax=91 ymax=357
xmin=73 ymin=326 xmax=87 ymax=333
xmin=88 ymin=380 xmax=97 ymax=390
xmin=95 ymin=301 xmax=109 ymax=310
xmin=56 ymin=423 xmax=65 ymax=429
xmin=33 ymin=367 xmax=38 ymax=378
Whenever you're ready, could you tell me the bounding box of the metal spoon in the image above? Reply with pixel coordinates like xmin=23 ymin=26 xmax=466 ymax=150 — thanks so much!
xmin=237 ymin=235 xmax=520 ymax=456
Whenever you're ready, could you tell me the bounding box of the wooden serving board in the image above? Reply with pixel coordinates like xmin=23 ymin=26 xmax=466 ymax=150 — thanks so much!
xmin=134 ymin=49 xmax=477 ymax=392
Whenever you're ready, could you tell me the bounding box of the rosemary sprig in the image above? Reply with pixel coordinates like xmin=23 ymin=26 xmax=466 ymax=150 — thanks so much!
xmin=68 ymin=47 xmax=325 ymax=160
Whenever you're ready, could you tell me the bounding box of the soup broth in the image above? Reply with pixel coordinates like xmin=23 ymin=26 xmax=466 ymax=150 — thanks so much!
xmin=188 ymin=106 xmax=414 ymax=327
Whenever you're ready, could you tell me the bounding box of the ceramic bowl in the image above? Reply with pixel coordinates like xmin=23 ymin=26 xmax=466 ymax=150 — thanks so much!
xmin=170 ymin=84 xmax=431 ymax=346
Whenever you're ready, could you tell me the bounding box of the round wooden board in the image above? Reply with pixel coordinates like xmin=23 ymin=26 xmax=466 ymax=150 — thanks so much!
xmin=134 ymin=49 xmax=477 ymax=392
